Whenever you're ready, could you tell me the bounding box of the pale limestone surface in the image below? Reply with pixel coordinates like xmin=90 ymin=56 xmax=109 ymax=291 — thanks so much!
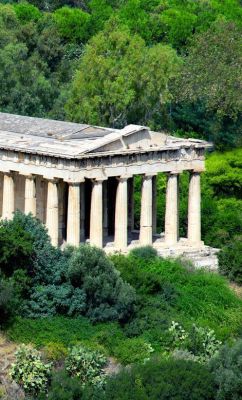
xmin=0 ymin=112 xmax=218 ymax=269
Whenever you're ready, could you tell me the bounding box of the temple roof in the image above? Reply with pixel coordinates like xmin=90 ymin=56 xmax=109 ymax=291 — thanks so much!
xmin=0 ymin=112 xmax=210 ymax=158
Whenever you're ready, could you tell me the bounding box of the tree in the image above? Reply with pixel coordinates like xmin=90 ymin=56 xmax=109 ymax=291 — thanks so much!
xmin=66 ymin=19 xmax=180 ymax=128
xmin=53 ymin=6 xmax=90 ymax=42
xmin=173 ymin=21 xmax=242 ymax=148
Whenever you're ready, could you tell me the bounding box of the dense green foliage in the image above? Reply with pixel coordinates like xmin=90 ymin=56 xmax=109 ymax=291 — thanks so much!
xmin=0 ymin=212 xmax=136 ymax=323
xmin=209 ymin=340 xmax=242 ymax=400
xmin=36 ymin=370 xmax=84 ymax=400
xmin=6 ymin=253 xmax=242 ymax=360
xmin=0 ymin=0 xmax=241 ymax=146
xmin=96 ymin=358 xmax=215 ymax=400
xmin=3 ymin=215 xmax=242 ymax=398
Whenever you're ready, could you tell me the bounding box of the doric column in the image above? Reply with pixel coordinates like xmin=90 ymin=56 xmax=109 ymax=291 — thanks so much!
xmin=115 ymin=176 xmax=128 ymax=250
xmin=2 ymin=172 xmax=15 ymax=220
xmin=128 ymin=177 xmax=134 ymax=232
xmin=152 ymin=175 xmax=157 ymax=234
xmin=80 ymin=182 xmax=85 ymax=242
xmin=188 ymin=171 xmax=201 ymax=244
xmin=165 ymin=172 xmax=179 ymax=245
xmin=46 ymin=179 xmax=59 ymax=247
xmin=24 ymin=175 xmax=36 ymax=216
xmin=67 ymin=182 xmax=80 ymax=247
xmin=90 ymin=179 xmax=104 ymax=248
xmin=139 ymin=174 xmax=153 ymax=246
xmin=103 ymin=180 xmax=108 ymax=237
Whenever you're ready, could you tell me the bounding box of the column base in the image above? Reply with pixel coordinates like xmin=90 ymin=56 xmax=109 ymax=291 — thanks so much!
xmin=187 ymin=240 xmax=204 ymax=248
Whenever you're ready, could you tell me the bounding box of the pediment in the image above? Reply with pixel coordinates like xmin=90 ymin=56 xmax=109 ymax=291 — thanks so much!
xmin=84 ymin=125 xmax=167 ymax=154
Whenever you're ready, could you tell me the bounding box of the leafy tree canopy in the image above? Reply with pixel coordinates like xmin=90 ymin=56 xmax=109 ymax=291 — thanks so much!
xmin=66 ymin=19 xmax=180 ymax=128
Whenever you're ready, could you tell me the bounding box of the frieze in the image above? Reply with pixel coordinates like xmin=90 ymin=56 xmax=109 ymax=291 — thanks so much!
xmin=0 ymin=146 xmax=205 ymax=177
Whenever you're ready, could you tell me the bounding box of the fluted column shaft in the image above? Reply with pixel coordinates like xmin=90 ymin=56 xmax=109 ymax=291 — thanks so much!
xmin=115 ymin=177 xmax=128 ymax=250
xmin=67 ymin=182 xmax=80 ymax=247
xmin=128 ymin=177 xmax=134 ymax=232
xmin=24 ymin=175 xmax=36 ymax=216
xmin=188 ymin=171 xmax=201 ymax=244
xmin=46 ymin=179 xmax=59 ymax=247
xmin=152 ymin=175 xmax=157 ymax=234
xmin=165 ymin=172 xmax=179 ymax=245
xmin=103 ymin=180 xmax=108 ymax=237
xmin=2 ymin=173 xmax=15 ymax=220
xmin=139 ymin=175 xmax=153 ymax=245
xmin=80 ymin=183 xmax=85 ymax=242
xmin=90 ymin=179 xmax=103 ymax=248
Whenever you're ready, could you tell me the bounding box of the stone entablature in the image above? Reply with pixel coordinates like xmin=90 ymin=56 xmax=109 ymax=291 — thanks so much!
xmin=0 ymin=112 xmax=216 ymax=266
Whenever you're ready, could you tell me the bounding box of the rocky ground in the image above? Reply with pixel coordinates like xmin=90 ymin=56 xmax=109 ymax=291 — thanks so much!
xmin=0 ymin=333 xmax=24 ymax=400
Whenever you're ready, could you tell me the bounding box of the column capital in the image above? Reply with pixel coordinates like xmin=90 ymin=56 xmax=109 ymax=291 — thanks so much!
xmin=43 ymin=177 xmax=59 ymax=184
xmin=64 ymin=178 xmax=85 ymax=184
xmin=191 ymin=168 xmax=204 ymax=174
xmin=22 ymin=173 xmax=35 ymax=179
xmin=66 ymin=181 xmax=82 ymax=187
xmin=167 ymin=170 xmax=181 ymax=176
xmin=91 ymin=177 xmax=107 ymax=184
xmin=116 ymin=175 xmax=132 ymax=182
xmin=143 ymin=173 xmax=157 ymax=180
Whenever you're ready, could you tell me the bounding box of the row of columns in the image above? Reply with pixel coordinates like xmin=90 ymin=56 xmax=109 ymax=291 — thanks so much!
xmin=0 ymin=170 xmax=202 ymax=249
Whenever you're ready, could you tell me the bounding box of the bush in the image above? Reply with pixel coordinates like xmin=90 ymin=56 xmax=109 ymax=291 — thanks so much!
xmin=68 ymin=245 xmax=136 ymax=322
xmin=0 ymin=278 xmax=16 ymax=324
xmin=0 ymin=270 xmax=30 ymax=324
xmin=42 ymin=342 xmax=68 ymax=362
xmin=167 ymin=321 xmax=222 ymax=363
xmin=218 ymin=236 xmax=242 ymax=283
xmin=129 ymin=246 xmax=158 ymax=261
xmin=111 ymin=337 xmax=154 ymax=365
xmin=65 ymin=345 xmax=107 ymax=387
xmin=209 ymin=340 xmax=242 ymax=400
xmin=36 ymin=370 xmax=84 ymax=400
xmin=23 ymin=284 xmax=86 ymax=318
xmin=102 ymin=357 xmax=215 ymax=400
xmin=10 ymin=344 xmax=52 ymax=395
xmin=0 ymin=215 xmax=34 ymax=277
xmin=111 ymin=254 xmax=169 ymax=295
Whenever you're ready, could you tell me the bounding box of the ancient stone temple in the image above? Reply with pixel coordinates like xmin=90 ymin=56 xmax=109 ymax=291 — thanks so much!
xmin=0 ymin=112 xmax=218 ymax=268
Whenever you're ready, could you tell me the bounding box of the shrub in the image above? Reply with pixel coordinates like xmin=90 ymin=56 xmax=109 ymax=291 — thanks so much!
xmin=10 ymin=211 xmax=67 ymax=285
xmin=112 ymin=337 xmax=154 ymax=365
xmin=68 ymin=245 xmax=136 ymax=322
xmin=167 ymin=321 xmax=222 ymax=363
xmin=23 ymin=284 xmax=86 ymax=318
xmin=102 ymin=358 xmax=215 ymax=400
xmin=218 ymin=236 xmax=242 ymax=284
xmin=0 ymin=270 xmax=31 ymax=324
xmin=111 ymin=253 xmax=169 ymax=295
xmin=0 ymin=215 xmax=33 ymax=277
xmin=129 ymin=246 xmax=158 ymax=261
xmin=36 ymin=370 xmax=84 ymax=400
xmin=209 ymin=340 xmax=242 ymax=400
xmin=9 ymin=344 xmax=52 ymax=395
xmin=0 ymin=278 xmax=16 ymax=323
xmin=42 ymin=342 xmax=68 ymax=362
xmin=65 ymin=345 xmax=107 ymax=387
